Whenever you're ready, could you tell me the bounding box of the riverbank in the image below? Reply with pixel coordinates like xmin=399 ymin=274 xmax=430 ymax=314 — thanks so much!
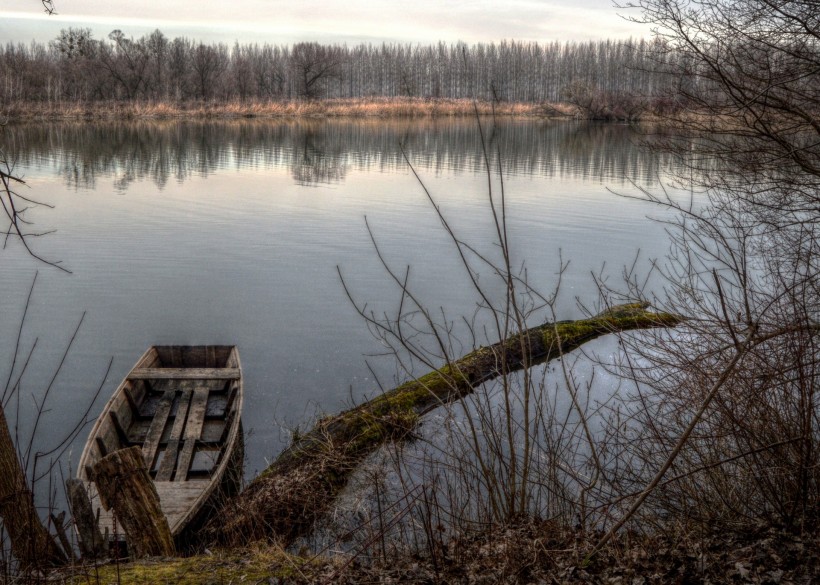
xmin=56 ymin=519 xmax=818 ymax=584
xmin=2 ymin=98 xmax=575 ymax=122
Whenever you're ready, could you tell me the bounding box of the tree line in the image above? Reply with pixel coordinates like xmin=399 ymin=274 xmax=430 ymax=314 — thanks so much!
xmin=0 ymin=30 xmax=677 ymax=104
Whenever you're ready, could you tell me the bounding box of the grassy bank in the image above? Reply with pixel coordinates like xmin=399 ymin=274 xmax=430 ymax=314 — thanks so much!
xmin=2 ymin=98 xmax=574 ymax=122
xmin=61 ymin=545 xmax=323 ymax=585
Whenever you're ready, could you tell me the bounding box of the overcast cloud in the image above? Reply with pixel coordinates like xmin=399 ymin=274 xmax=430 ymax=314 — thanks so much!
xmin=0 ymin=0 xmax=648 ymax=46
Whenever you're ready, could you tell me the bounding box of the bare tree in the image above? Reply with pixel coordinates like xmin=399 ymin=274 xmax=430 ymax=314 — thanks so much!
xmin=0 ymin=151 xmax=67 ymax=271
xmin=290 ymin=42 xmax=344 ymax=100
xmin=0 ymin=408 xmax=66 ymax=567
xmin=190 ymin=42 xmax=227 ymax=100
xmin=251 ymin=44 xmax=286 ymax=98
xmin=168 ymin=36 xmax=191 ymax=99
xmin=98 ymin=30 xmax=151 ymax=100
xmin=50 ymin=27 xmax=100 ymax=100
xmin=658 ymin=1 xmax=815 ymax=185
xmin=145 ymin=29 xmax=169 ymax=99
xmin=231 ymin=42 xmax=254 ymax=100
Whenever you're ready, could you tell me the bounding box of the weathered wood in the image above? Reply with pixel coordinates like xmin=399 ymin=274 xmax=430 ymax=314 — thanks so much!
xmin=91 ymin=446 xmax=175 ymax=558
xmin=214 ymin=303 xmax=683 ymax=546
xmin=77 ymin=346 xmax=244 ymax=549
xmin=109 ymin=411 xmax=131 ymax=447
xmin=155 ymin=387 xmax=193 ymax=482
xmin=95 ymin=436 xmax=108 ymax=458
xmin=66 ymin=478 xmax=106 ymax=559
xmin=141 ymin=385 xmax=176 ymax=469
xmin=50 ymin=511 xmax=77 ymax=563
xmin=175 ymin=388 xmax=209 ymax=481
xmin=128 ymin=368 xmax=241 ymax=380
xmin=154 ymin=482 xmax=212 ymax=533
xmin=122 ymin=385 xmax=140 ymax=417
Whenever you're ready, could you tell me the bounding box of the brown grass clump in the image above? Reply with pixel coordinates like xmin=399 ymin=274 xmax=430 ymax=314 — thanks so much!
xmin=345 ymin=519 xmax=820 ymax=584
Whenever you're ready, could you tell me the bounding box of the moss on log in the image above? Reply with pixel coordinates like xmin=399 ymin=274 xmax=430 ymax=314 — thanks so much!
xmin=215 ymin=303 xmax=682 ymax=545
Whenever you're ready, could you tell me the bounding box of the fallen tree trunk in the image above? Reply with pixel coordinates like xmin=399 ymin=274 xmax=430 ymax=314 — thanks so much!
xmin=214 ymin=303 xmax=682 ymax=545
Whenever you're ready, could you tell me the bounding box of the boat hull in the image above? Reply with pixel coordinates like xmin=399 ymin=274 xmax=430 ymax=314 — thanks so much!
xmin=77 ymin=345 xmax=244 ymax=550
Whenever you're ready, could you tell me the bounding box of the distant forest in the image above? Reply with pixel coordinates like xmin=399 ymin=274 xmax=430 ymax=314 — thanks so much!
xmin=0 ymin=29 xmax=677 ymax=104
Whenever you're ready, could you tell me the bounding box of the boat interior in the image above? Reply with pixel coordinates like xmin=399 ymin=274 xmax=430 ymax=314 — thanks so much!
xmin=80 ymin=345 xmax=241 ymax=484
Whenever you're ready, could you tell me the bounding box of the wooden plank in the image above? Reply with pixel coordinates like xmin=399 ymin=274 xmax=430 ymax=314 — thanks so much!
xmin=141 ymin=385 xmax=176 ymax=469
xmin=155 ymin=387 xmax=194 ymax=481
xmin=128 ymin=368 xmax=240 ymax=380
xmin=174 ymin=388 xmax=209 ymax=481
xmin=224 ymin=382 xmax=239 ymax=415
xmin=154 ymin=481 xmax=209 ymax=534
xmin=122 ymin=386 xmax=140 ymax=417
xmin=205 ymin=394 xmax=228 ymax=418
xmin=95 ymin=436 xmax=108 ymax=458
xmin=218 ymin=409 xmax=236 ymax=445
xmin=108 ymin=411 xmax=130 ymax=448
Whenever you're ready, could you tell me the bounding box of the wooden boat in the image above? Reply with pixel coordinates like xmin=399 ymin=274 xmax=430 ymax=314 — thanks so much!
xmin=77 ymin=345 xmax=243 ymax=546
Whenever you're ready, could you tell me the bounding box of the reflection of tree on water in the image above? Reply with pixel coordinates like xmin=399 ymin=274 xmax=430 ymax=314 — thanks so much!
xmin=6 ymin=119 xmax=674 ymax=191
xmin=291 ymin=127 xmax=348 ymax=186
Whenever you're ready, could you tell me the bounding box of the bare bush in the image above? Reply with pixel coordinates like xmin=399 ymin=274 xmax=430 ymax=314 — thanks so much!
xmin=563 ymin=80 xmax=649 ymax=121
xmin=595 ymin=0 xmax=820 ymax=540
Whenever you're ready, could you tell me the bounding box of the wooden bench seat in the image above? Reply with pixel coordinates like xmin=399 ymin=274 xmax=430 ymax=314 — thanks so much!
xmin=128 ymin=368 xmax=240 ymax=380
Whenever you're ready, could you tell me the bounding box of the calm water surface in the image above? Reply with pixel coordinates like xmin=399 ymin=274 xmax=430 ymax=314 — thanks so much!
xmin=2 ymin=118 xmax=678 ymax=476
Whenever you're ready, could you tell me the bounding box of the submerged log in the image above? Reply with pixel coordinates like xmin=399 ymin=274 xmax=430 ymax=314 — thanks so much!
xmin=91 ymin=446 xmax=175 ymax=558
xmin=215 ymin=303 xmax=682 ymax=545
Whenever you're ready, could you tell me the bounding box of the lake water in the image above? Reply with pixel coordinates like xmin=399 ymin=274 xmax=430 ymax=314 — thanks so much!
xmin=1 ymin=118 xmax=678 ymax=478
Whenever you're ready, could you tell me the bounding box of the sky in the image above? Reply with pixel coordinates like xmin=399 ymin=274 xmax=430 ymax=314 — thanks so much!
xmin=0 ymin=0 xmax=649 ymax=47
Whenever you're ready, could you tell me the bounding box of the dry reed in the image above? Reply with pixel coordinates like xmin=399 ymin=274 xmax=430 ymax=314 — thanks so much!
xmin=2 ymin=98 xmax=572 ymax=122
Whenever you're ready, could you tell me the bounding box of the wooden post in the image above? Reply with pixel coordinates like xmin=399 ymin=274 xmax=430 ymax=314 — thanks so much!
xmin=50 ymin=511 xmax=78 ymax=563
xmin=91 ymin=446 xmax=175 ymax=558
xmin=66 ymin=478 xmax=106 ymax=559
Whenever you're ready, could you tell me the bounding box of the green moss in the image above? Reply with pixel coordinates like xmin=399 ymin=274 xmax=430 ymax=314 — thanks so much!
xmin=338 ymin=406 xmax=421 ymax=457
xmin=65 ymin=547 xmax=318 ymax=585
xmin=358 ymin=365 xmax=470 ymax=421
xmin=543 ymin=306 xmax=682 ymax=349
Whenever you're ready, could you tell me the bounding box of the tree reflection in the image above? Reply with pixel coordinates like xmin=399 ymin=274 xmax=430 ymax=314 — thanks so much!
xmin=5 ymin=119 xmax=672 ymax=191
xmin=291 ymin=126 xmax=348 ymax=186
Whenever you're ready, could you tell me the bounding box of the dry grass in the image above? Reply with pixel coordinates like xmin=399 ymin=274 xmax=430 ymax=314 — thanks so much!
xmin=2 ymin=98 xmax=573 ymax=122
xmin=48 ymin=519 xmax=819 ymax=584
